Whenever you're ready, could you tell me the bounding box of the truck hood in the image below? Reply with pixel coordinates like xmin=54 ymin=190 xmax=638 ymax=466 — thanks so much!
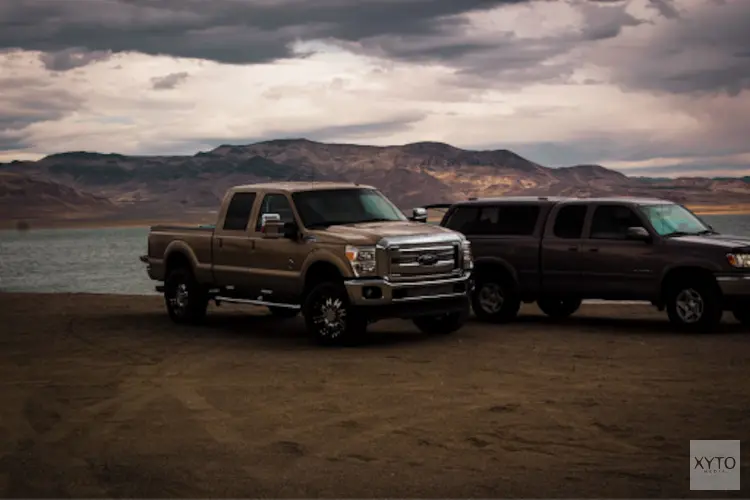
xmin=671 ymin=233 xmax=750 ymax=250
xmin=313 ymin=221 xmax=459 ymax=245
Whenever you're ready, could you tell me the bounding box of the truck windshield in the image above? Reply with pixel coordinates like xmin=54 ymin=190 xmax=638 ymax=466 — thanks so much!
xmin=639 ymin=204 xmax=714 ymax=237
xmin=292 ymin=188 xmax=407 ymax=228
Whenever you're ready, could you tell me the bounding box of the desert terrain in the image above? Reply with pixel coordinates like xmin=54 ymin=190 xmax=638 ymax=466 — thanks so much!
xmin=2 ymin=139 xmax=750 ymax=228
xmin=0 ymin=292 xmax=748 ymax=497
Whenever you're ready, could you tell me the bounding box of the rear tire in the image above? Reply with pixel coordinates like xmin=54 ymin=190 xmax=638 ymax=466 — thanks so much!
xmin=471 ymin=274 xmax=521 ymax=323
xmin=164 ymin=267 xmax=209 ymax=325
xmin=303 ymin=282 xmax=367 ymax=346
xmin=664 ymin=277 xmax=722 ymax=332
xmin=537 ymin=297 xmax=582 ymax=319
xmin=268 ymin=306 xmax=299 ymax=319
xmin=413 ymin=304 xmax=469 ymax=335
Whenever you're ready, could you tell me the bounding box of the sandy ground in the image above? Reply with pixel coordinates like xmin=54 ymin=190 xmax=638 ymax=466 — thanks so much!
xmin=0 ymin=292 xmax=748 ymax=498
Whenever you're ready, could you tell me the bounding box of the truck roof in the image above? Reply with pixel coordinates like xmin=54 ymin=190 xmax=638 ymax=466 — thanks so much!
xmin=452 ymin=196 xmax=675 ymax=207
xmin=230 ymin=181 xmax=377 ymax=194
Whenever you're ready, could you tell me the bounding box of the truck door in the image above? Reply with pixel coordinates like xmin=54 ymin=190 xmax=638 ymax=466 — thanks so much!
xmin=580 ymin=203 xmax=660 ymax=299
xmin=540 ymin=203 xmax=591 ymax=296
xmin=249 ymin=192 xmax=306 ymax=304
xmin=212 ymin=191 xmax=259 ymax=293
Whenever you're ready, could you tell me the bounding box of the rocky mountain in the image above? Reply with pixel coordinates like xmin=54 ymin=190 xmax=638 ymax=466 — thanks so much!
xmin=1 ymin=139 xmax=748 ymax=225
xmin=0 ymin=171 xmax=117 ymax=225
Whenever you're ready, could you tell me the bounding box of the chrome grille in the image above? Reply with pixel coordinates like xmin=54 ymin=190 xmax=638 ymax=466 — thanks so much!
xmin=386 ymin=242 xmax=460 ymax=281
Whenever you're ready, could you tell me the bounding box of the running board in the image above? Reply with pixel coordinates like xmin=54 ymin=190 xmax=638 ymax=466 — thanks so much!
xmin=214 ymin=296 xmax=301 ymax=310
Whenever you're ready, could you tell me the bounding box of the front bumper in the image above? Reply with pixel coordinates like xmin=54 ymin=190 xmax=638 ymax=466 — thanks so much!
xmin=716 ymin=274 xmax=750 ymax=298
xmin=344 ymin=272 xmax=472 ymax=319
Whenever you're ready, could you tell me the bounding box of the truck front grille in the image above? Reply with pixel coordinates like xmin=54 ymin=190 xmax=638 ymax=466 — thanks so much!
xmin=386 ymin=242 xmax=461 ymax=282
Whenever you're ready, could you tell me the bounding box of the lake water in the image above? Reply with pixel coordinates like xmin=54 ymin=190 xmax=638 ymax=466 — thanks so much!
xmin=1 ymin=214 xmax=750 ymax=296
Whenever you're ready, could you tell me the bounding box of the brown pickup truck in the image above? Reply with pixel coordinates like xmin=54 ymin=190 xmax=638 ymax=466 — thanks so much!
xmin=420 ymin=196 xmax=750 ymax=332
xmin=140 ymin=182 xmax=473 ymax=344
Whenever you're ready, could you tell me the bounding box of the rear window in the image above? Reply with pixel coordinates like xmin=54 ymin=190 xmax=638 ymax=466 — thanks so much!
xmin=552 ymin=205 xmax=587 ymax=239
xmin=445 ymin=204 xmax=540 ymax=236
xmin=223 ymin=192 xmax=256 ymax=231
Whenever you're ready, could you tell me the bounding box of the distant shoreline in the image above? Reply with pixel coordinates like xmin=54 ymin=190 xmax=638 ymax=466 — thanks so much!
xmin=3 ymin=204 xmax=749 ymax=231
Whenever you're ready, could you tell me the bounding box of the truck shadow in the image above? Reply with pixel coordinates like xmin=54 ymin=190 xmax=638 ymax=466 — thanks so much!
xmin=500 ymin=312 xmax=745 ymax=336
xmin=106 ymin=309 xmax=449 ymax=350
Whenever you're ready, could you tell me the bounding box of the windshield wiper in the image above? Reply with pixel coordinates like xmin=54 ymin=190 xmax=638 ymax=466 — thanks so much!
xmin=696 ymin=229 xmax=719 ymax=235
xmin=663 ymin=231 xmax=692 ymax=238
xmin=354 ymin=218 xmax=394 ymax=224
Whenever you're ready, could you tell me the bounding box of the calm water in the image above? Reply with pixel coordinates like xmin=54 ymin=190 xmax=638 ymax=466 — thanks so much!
xmin=1 ymin=214 xmax=750 ymax=295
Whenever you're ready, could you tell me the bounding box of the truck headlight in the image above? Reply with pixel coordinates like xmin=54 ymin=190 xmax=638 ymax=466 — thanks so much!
xmin=461 ymin=240 xmax=473 ymax=270
xmin=346 ymin=245 xmax=378 ymax=277
xmin=727 ymin=253 xmax=750 ymax=268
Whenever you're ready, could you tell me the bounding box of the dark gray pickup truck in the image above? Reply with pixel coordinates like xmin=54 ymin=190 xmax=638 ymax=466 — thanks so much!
xmin=419 ymin=196 xmax=750 ymax=332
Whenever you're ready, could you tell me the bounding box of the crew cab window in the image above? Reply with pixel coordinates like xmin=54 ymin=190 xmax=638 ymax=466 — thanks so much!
xmin=553 ymin=205 xmax=587 ymax=239
xmin=222 ymin=192 xmax=256 ymax=231
xmin=445 ymin=205 xmax=540 ymax=235
xmin=590 ymin=205 xmax=644 ymax=239
xmin=444 ymin=207 xmax=480 ymax=233
xmin=255 ymin=193 xmax=295 ymax=231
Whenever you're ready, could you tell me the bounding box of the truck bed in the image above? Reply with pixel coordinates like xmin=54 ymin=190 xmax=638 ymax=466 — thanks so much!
xmin=146 ymin=225 xmax=215 ymax=282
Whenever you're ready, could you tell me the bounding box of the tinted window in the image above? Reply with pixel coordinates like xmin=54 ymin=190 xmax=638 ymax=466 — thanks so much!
xmin=222 ymin=192 xmax=256 ymax=231
xmin=553 ymin=205 xmax=587 ymax=239
xmin=255 ymin=193 xmax=295 ymax=231
xmin=590 ymin=205 xmax=644 ymax=239
xmin=292 ymin=188 xmax=406 ymax=228
xmin=474 ymin=205 xmax=540 ymax=236
xmin=444 ymin=207 xmax=480 ymax=233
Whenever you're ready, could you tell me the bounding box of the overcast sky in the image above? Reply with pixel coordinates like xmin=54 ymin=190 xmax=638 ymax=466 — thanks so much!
xmin=1 ymin=0 xmax=749 ymax=177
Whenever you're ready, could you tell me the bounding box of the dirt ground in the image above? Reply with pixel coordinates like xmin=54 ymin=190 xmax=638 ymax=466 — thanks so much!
xmin=0 ymin=292 xmax=748 ymax=498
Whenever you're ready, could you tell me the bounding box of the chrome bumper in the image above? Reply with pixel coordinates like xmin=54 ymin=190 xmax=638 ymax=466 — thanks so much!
xmin=716 ymin=274 xmax=750 ymax=297
xmin=344 ymin=272 xmax=472 ymax=306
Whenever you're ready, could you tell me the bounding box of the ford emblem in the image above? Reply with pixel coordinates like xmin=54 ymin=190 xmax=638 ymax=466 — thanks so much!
xmin=418 ymin=253 xmax=439 ymax=266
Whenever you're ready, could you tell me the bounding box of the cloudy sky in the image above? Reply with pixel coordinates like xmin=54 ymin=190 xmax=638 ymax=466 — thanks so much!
xmin=1 ymin=0 xmax=748 ymax=177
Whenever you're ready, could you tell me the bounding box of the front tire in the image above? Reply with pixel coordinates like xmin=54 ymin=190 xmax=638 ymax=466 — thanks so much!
xmin=413 ymin=304 xmax=469 ymax=335
xmin=471 ymin=274 xmax=521 ymax=323
xmin=164 ymin=267 xmax=209 ymax=325
xmin=303 ymin=282 xmax=366 ymax=345
xmin=537 ymin=297 xmax=582 ymax=319
xmin=665 ymin=278 xmax=722 ymax=332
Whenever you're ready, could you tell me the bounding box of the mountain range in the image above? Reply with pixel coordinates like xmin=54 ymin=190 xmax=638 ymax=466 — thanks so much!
xmin=2 ymin=139 xmax=749 ymax=227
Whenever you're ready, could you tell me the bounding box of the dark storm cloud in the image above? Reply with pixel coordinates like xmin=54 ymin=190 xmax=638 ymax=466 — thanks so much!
xmin=151 ymin=72 xmax=190 ymax=90
xmin=0 ymin=0 xmax=530 ymax=68
xmin=38 ymin=48 xmax=113 ymax=71
xmin=593 ymin=0 xmax=750 ymax=95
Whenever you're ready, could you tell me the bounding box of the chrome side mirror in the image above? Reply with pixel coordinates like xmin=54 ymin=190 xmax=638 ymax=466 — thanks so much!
xmin=411 ymin=207 xmax=428 ymax=223
xmin=260 ymin=213 xmax=284 ymax=238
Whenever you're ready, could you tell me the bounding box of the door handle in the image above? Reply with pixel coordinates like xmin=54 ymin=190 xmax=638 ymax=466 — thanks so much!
xmin=567 ymin=246 xmax=578 ymax=252
xmin=588 ymin=248 xmax=599 ymax=252
xmin=217 ymin=238 xmax=223 ymax=248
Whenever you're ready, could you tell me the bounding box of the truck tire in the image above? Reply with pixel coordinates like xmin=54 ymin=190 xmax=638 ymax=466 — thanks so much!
xmin=471 ymin=274 xmax=521 ymax=323
xmin=268 ymin=306 xmax=299 ymax=319
xmin=412 ymin=304 xmax=469 ymax=335
xmin=164 ymin=267 xmax=209 ymax=325
xmin=303 ymin=282 xmax=367 ymax=345
xmin=664 ymin=277 xmax=722 ymax=332
xmin=537 ymin=297 xmax=582 ymax=319
xmin=732 ymin=305 xmax=750 ymax=327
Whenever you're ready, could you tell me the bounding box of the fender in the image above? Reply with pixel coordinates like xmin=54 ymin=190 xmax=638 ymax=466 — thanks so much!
xmin=472 ymin=256 xmax=519 ymax=284
xmin=658 ymin=259 xmax=722 ymax=284
xmin=300 ymin=248 xmax=352 ymax=279
xmin=162 ymin=240 xmax=209 ymax=282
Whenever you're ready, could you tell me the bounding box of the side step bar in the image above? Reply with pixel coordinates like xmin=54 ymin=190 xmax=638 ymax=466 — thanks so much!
xmin=214 ymin=296 xmax=301 ymax=310
xmin=154 ymin=286 xmax=300 ymax=310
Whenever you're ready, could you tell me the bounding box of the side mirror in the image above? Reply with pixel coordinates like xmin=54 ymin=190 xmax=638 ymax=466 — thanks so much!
xmin=283 ymin=221 xmax=299 ymax=240
xmin=411 ymin=207 xmax=428 ymax=223
xmin=626 ymin=226 xmax=651 ymax=242
xmin=260 ymin=213 xmax=284 ymax=239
